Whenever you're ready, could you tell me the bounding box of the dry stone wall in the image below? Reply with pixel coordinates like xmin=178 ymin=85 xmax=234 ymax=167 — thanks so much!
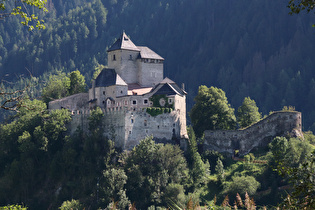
xmin=204 ymin=111 xmax=303 ymax=155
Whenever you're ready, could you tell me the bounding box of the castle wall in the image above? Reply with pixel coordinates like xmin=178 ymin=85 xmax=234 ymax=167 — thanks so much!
xmin=124 ymin=108 xmax=181 ymax=150
xmin=68 ymin=107 xmax=183 ymax=150
xmin=108 ymin=50 xmax=140 ymax=84
xmin=137 ymin=59 xmax=163 ymax=87
xmin=48 ymin=93 xmax=89 ymax=110
xmin=204 ymin=111 xmax=303 ymax=155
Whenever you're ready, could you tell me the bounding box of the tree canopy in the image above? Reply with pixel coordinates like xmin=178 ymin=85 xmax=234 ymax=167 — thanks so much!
xmin=237 ymin=97 xmax=261 ymax=128
xmin=190 ymin=85 xmax=236 ymax=137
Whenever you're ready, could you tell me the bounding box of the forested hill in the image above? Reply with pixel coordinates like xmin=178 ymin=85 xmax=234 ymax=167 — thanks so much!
xmin=1 ymin=0 xmax=315 ymax=130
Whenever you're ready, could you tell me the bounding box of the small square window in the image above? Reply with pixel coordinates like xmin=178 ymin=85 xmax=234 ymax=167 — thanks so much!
xmin=144 ymin=99 xmax=148 ymax=104
xmin=133 ymin=100 xmax=137 ymax=105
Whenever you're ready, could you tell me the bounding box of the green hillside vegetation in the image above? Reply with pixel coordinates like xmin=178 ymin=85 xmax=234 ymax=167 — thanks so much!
xmin=1 ymin=0 xmax=315 ymax=131
xmin=1 ymin=0 xmax=315 ymax=209
xmin=0 ymin=81 xmax=314 ymax=209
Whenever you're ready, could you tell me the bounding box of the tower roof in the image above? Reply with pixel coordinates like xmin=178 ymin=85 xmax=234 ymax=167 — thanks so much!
xmin=95 ymin=68 xmax=127 ymax=87
xmin=137 ymin=46 xmax=164 ymax=60
xmin=107 ymin=32 xmax=139 ymax=52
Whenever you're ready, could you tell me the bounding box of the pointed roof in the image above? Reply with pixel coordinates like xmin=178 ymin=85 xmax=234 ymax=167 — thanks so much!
xmin=95 ymin=68 xmax=127 ymax=87
xmin=150 ymin=77 xmax=186 ymax=96
xmin=107 ymin=32 xmax=140 ymax=52
xmin=137 ymin=46 xmax=164 ymax=60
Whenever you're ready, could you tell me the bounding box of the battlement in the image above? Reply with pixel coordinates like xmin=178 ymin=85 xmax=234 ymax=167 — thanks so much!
xmin=204 ymin=111 xmax=303 ymax=155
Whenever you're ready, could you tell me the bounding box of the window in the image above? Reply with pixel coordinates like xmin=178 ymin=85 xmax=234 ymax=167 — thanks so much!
xmin=132 ymin=100 xmax=137 ymax=105
xmin=120 ymin=90 xmax=123 ymax=94
xmin=113 ymin=54 xmax=116 ymax=60
xmin=144 ymin=120 xmax=147 ymax=126
xmin=144 ymin=99 xmax=148 ymax=104
xmin=129 ymin=131 xmax=131 ymax=134
xmin=131 ymin=119 xmax=134 ymax=123
xmin=129 ymin=55 xmax=132 ymax=60
xmin=103 ymin=91 xmax=105 ymax=95
xmin=103 ymin=101 xmax=105 ymax=104
xmin=168 ymin=98 xmax=173 ymax=104
xmin=157 ymin=125 xmax=160 ymax=129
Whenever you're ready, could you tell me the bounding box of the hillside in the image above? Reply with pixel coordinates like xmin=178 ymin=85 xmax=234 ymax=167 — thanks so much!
xmin=0 ymin=0 xmax=315 ymax=130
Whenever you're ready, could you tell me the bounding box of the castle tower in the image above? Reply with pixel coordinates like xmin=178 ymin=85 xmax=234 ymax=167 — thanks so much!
xmin=107 ymin=32 xmax=164 ymax=87
xmin=107 ymin=32 xmax=140 ymax=84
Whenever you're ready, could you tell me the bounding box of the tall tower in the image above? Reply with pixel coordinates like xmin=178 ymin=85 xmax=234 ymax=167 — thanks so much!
xmin=107 ymin=32 xmax=140 ymax=84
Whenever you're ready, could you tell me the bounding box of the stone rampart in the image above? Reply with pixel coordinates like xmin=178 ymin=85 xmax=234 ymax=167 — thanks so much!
xmin=68 ymin=107 xmax=184 ymax=150
xmin=204 ymin=111 xmax=303 ymax=155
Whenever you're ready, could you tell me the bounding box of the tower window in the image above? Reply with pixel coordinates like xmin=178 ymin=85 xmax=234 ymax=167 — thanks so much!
xmin=131 ymin=119 xmax=134 ymax=123
xmin=113 ymin=54 xmax=116 ymax=61
xmin=129 ymin=55 xmax=132 ymax=60
xmin=103 ymin=91 xmax=105 ymax=95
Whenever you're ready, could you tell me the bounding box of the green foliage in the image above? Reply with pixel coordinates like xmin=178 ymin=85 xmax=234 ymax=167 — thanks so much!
xmin=88 ymin=106 xmax=104 ymax=132
xmin=41 ymin=71 xmax=70 ymax=104
xmin=0 ymin=204 xmax=27 ymax=210
xmin=59 ymin=199 xmax=83 ymax=210
xmin=146 ymin=107 xmax=172 ymax=117
xmin=215 ymin=158 xmax=225 ymax=183
xmin=150 ymin=95 xmax=173 ymax=109
xmin=0 ymin=0 xmax=47 ymax=30
xmin=99 ymin=168 xmax=129 ymax=209
xmin=288 ymin=0 xmax=315 ymax=14
xmin=69 ymin=70 xmax=86 ymax=95
xmin=237 ymin=97 xmax=261 ymax=128
xmin=270 ymin=136 xmax=315 ymax=209
xmin=41 ymin=70 xmax=86 ymax=104
xmin=190 ymin=85 xmax=236 ymax=137
xmin=186 ymin=126 xmax=210 ymax=188
xmin=223 ymin=175 xmax=261 ymax=196
xmin=122 ymin=136 xmax=189 ymax=209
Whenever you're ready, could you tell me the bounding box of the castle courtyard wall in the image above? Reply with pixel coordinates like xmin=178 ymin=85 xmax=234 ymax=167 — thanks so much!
xmin=204 ymin=111 xmax=303 ymax=155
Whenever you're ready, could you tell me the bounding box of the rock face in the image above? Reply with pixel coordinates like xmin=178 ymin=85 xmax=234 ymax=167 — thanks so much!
xmin=49 ymin=32 xmax=188 ymax=150
xmin=204 ymin=111 xmax=303 ymax=155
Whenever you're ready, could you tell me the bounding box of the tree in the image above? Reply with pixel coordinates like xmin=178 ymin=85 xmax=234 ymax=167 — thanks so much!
xmin=237 ymin=97 xmax=261 ymax=128
xmin=215 ymin=157 xmax=225 ymax=183
xmin=99 ymin=168 xmax=129 ymax=209
xmin=0 ymin=0 xmax=47 ymax=30
xmin=59 ymin=199 xmax=83 ymax=210
xmin=186 ymin=126 xmax=210 ymax=188
xmin=288 ymin=0 xmax=315 ymax=14
xmin=41 ymin=71 xmax=70 ymax=104
xmin=224 ymin=175 xmax=260 ymax=196
xmin=69 ymin=70 xmax=86 ymax=95
xmin=123 ymin=137 xmax=189 ymax=209
xmin=190 ymin=85 xmax=236 ymax=137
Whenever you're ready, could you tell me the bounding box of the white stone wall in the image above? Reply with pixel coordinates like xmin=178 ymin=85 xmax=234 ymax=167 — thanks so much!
xmin=174 ymin=94 xmax=188 ymax=138
xmin=137 ymin=59 xmax=163 ymax=87
xmin=108 ymin=50 xmax=140 ymax=84
xmin=124 ymin=109 xmax=181 ymax=150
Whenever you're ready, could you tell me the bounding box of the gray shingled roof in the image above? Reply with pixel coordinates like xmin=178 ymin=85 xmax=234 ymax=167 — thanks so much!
xmin=150 ymin=77 xmax=186 ymax=96
xmin=137 ymin=46 xmax=164 ymax=60
xmin=107 ymin=32 xmax=139 ymax=52
xmin=95 ymin=68 xmax=127 ymax=87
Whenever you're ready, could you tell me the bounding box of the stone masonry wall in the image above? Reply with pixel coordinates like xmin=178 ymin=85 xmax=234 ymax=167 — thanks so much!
xmin=204 ymin=111 xmax=303 ymax=155
xmin=69 ymin=107 xmax=183 ymax=150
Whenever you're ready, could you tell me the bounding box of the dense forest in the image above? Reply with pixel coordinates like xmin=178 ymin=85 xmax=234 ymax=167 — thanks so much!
xmin=0 ymin=0 xmax=315 ymax=209
xmin=0 ymin=0 xmax=315 ymax=130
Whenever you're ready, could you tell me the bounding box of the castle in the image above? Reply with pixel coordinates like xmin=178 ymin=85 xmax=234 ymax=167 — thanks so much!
xmin=49 ymin=32 xmax=188 ymax=149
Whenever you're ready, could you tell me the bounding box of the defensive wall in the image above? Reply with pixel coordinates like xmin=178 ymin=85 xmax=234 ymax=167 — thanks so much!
xmin=204 ymin=111 xmax=303 ymax=155
xmin=69 ymin=107 xmax=184 ymax=149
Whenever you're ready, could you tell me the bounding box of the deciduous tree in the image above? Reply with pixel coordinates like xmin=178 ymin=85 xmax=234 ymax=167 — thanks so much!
xmin=190 ymin=85 xmax=236 ymax=137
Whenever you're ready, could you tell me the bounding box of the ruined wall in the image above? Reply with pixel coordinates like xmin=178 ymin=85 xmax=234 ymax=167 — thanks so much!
xmin=204 ymin=111 xmax=303 ymax=155
xmin=48 ymin=93 xmax=89 ymax=110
